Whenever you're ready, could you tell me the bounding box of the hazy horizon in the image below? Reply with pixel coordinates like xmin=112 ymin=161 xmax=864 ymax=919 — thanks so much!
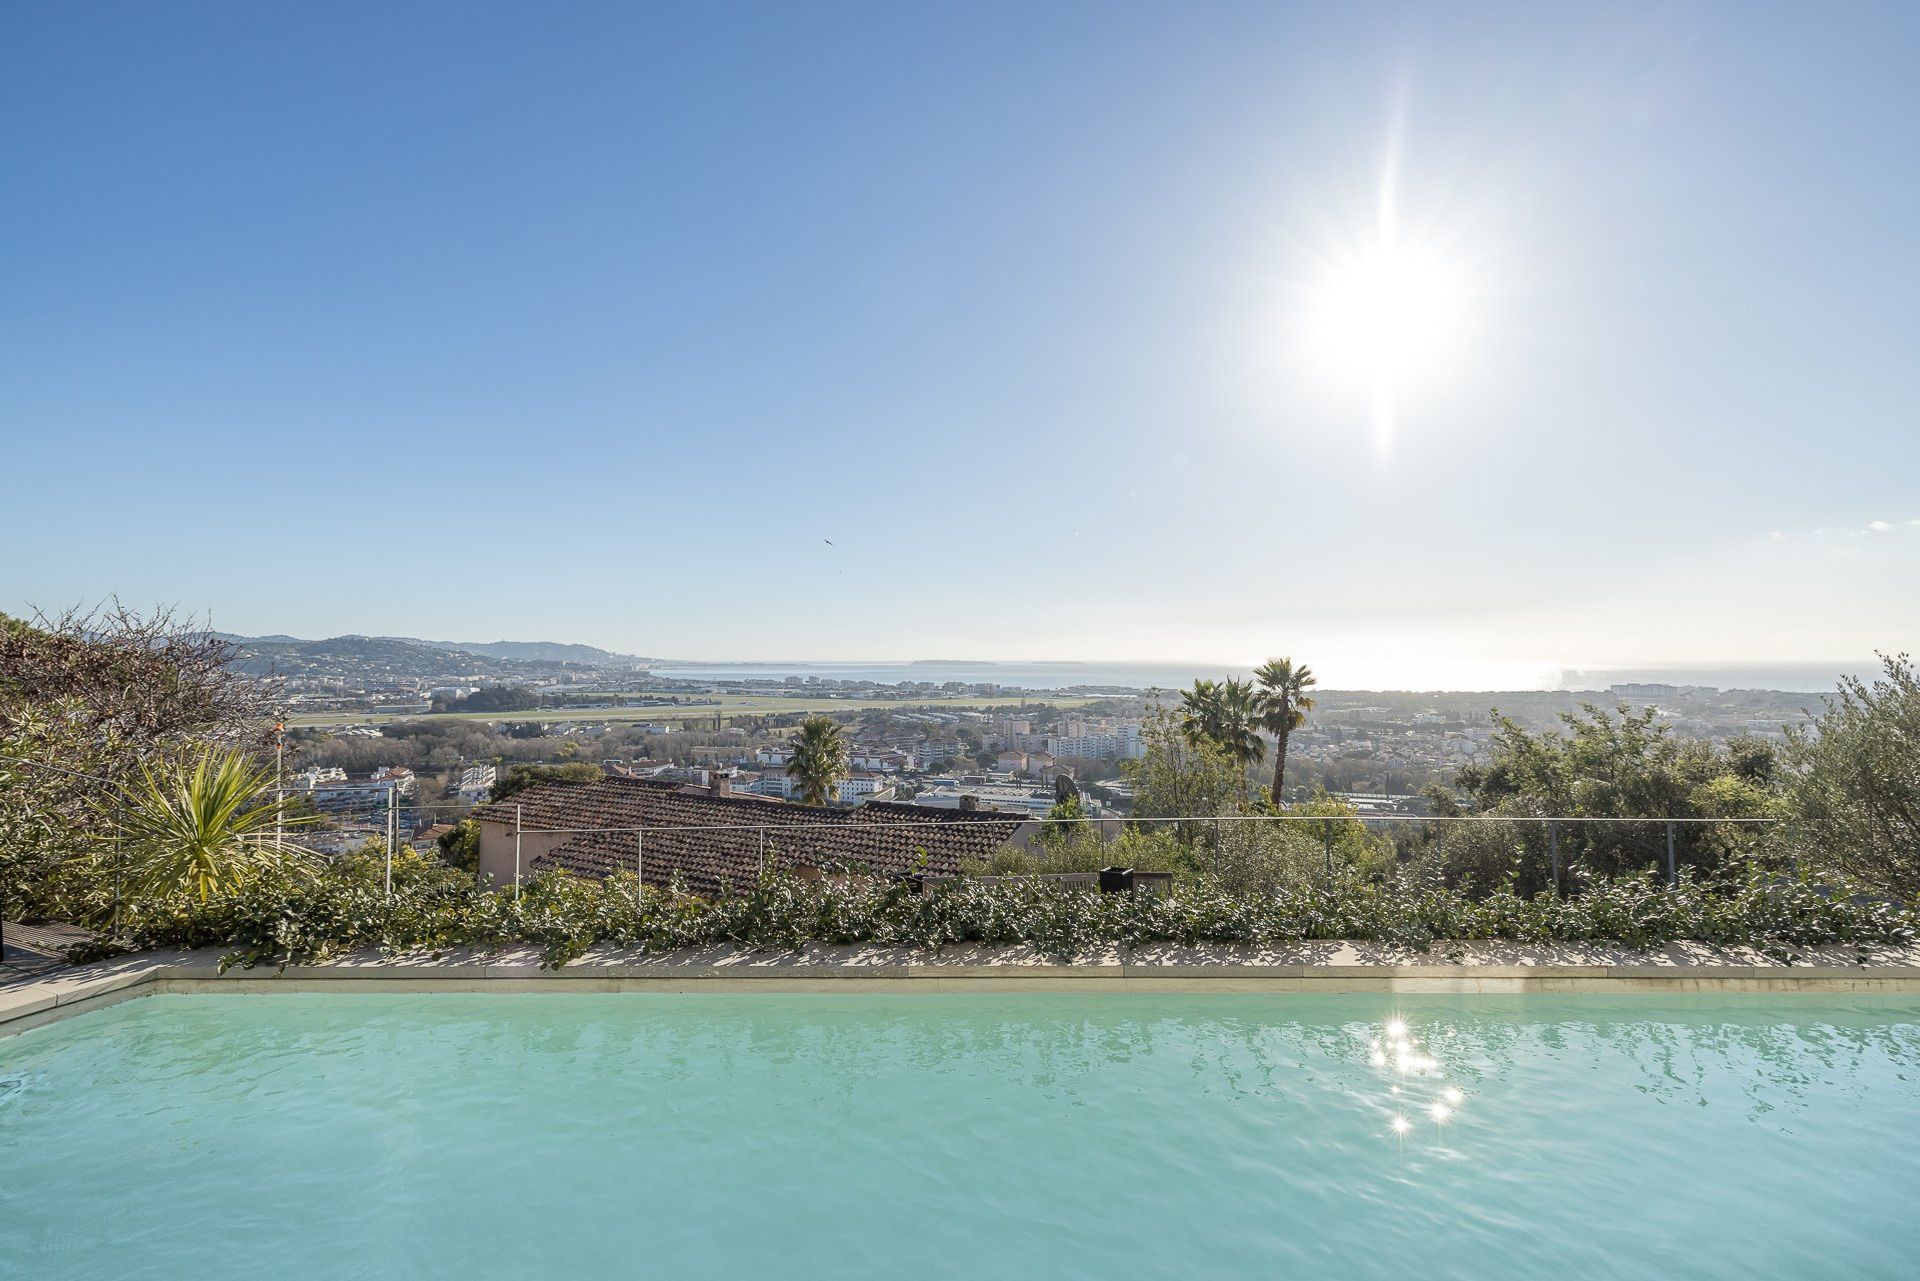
xmin=210 ymin=626 xmax=1881 ymax=692
xmin=644 ymin=658 xmax=1868 ymax=694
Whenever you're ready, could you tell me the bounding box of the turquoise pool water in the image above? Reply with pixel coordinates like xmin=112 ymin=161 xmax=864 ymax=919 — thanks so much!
xmin=3 ymin=993 xmax=1918 ymax=1279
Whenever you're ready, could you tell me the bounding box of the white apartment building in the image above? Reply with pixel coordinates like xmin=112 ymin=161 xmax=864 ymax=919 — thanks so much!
xmin=456 ymin=764 xmax=497 ymax=803
xmin=754 ymin=773 xmax=796 ymax=799
xmin=752 ymin=771 xmax=885 ymax=803
xmin=838 ymin=771 xmax=886 ymax=801
xmin=296 ymin=766 xmax=415 ymax=811
xmin=912 ymin=785 xmax=1057 ymax=817
xmin=1046 ymin=723 xmax=1145 ymax=761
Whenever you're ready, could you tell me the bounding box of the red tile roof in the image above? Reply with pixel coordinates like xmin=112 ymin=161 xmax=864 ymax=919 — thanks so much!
xmin=472 ymin=776 xmax=1026 ymax=897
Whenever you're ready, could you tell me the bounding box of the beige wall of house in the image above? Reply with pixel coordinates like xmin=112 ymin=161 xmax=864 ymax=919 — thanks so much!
xmin=476 ymin=818 xmax=573 ymax=888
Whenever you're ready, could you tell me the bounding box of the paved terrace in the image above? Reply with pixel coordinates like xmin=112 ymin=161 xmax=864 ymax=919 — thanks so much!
xmin=6 ymin=940 xmax=1920 ymax=1038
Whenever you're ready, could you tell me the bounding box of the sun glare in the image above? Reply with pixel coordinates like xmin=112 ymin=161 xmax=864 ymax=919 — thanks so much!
xmin=1307 ymin=242 xmax=1468 ymax=388
xmin=1292 ymin=144 xmax=1489 ymax=456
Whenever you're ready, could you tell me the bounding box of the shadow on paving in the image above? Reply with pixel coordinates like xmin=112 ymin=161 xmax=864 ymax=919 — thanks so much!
xmin=1 ymin=921 xmax=91 ymax=984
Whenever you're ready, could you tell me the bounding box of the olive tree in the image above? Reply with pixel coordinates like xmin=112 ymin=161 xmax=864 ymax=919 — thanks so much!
xmin=1782 ymin=654 xmax=1920 ymax=898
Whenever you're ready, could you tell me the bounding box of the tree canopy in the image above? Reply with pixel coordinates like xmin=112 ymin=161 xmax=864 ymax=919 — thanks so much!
xmin=1781 ymin=654 xmax=1920 ymax=897
xmin=785 ymin=716 xmax=850 ymax=806
xmin=1432 ymin=702 xmax=1779 ymax=891
xmin=489 ymin=761 xmax=606 ymax=803
xmin=1 ymin=604 xmax=276 ymax=923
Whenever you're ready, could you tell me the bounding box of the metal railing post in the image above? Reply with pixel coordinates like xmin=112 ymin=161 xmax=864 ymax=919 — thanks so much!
xmin=1549 ymin=820 xmax=1560 ymax=896
xmin=636 ymin=830 xmax=645 ymax=907
xmin=514 ymin=803 xmax=523 ymax=900
xmin=385 ymin=785 xmax=395 ymax=899
xmin=1666 ymin=821 xmax=1677 ymax=887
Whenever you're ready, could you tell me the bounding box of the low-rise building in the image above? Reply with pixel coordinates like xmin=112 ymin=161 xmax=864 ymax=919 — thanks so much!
xmin=294 ymin=766 xmax=415 ymax=812
xmin=468 ymin=776 xmax=1032 ymax=896
xmin=911 ymin=784 xmax=1060 ymax=817
xmin=455 ymin=764 xmax=497 ymax=803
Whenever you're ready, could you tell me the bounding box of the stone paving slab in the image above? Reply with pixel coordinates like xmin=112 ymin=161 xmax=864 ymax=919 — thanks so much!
xmin=6 ymin=941 xmax=1920 ymax=1037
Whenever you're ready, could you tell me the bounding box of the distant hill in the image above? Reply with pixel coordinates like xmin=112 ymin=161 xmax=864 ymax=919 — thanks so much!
xmin=222 ymin=633 xmax=649 ymax=677
xmin=388 ymin=637 xmax=650 ymax=667
xmin=224 ymin=635 xmax=512 ymax=679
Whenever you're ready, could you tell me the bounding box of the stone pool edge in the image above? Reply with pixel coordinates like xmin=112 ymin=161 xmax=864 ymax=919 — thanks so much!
xmin=7 ymin=941 xmax=1920 ymax=1036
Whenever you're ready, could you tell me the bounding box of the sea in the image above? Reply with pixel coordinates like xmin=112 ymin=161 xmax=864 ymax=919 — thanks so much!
xmin=646 ymin=659 xmax=1875 ymax=694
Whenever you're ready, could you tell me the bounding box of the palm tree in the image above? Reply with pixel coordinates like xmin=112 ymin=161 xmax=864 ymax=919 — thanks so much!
xmin=113 ymin=748 xmax=313 ymax=904
xmin=1254 ymin=657 xmax=1317 ymax=807
xmin=1178 ymin=679 xmax=1224 ymax=751
xmin=1179 ymin=678 xmax=1266 ymax=807
xmin=785 ymin=715 xmax=850 ymax=806
xmin=1213 ymin=678 xmax=1267 ymax=807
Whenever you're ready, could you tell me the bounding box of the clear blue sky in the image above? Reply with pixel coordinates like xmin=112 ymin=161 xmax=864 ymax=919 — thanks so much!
xmin=4 ymin=2 xmax=1916 ymax=684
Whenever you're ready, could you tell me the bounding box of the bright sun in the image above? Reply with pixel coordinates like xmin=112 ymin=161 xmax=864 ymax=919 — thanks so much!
xmin=1306 ymin=240 xmax=1469 ymax=389
xmin=1291 ymin=155 xmax=1487 ymax=454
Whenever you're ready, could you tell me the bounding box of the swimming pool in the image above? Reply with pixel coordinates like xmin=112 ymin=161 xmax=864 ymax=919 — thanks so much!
xmin=4 ymin=993 xmax=1917 ymax=1279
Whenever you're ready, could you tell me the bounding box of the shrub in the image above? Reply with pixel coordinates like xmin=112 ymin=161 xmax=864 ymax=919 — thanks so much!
xmin=1782 ymin=654 xmax=1920 ymax=898
xmin=1422 ymin=704 xmax=1784 ymax=894
xmin=70 ymin=856 xmax=1915 ymax=971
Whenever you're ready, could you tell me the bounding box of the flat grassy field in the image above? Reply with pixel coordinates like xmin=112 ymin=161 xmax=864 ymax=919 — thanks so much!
xmin=287 ymin=691 xmax=1096 ymax=728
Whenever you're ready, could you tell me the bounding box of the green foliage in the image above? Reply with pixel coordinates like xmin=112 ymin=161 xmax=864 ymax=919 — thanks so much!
xmin=1433 ymin=703 xmax=1781 ymax=894
xmin=1253 ymin=657 xmax=1316 ymax=804
xmin=785 ymin=715 xmax=849 ymax=806
xmin=1178 ymin=679 xmax=1265 ymax=804
xmin=436 ymin=818 xmax=482 ymax=872
xmin=1 ymin=605 xmax=274 ymax=923
xmin=111 ymin=748 xmax=316 ymax=908
xmin=0 ymin=702 xmax=115 ymax=922
xmin=1782 ymin=654 xmax=1920 ymax=897
xmin=1291 ymin=787 xmax=1392 ymax=873
xmin=1040 ymin=793 xmax=1086 ymax=840
xmin=1125 ymin=707 xmax=1243 ymax=841
xmin=489 ymin=761 xmax=605 ymax=802
xmin=1177 ymin=793 xmax=1388 ymax=896
xmin=72 ymin=856 xmax=1916 ymax=971
xmin=432 ymin=686 xmax=543 ymax=714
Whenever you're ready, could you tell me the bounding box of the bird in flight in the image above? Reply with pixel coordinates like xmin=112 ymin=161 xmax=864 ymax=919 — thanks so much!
xmin=822 ymin=538 xmax=834 ymax=546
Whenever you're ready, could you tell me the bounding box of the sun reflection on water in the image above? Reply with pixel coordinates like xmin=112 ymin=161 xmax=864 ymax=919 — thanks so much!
xmin=1368 ymin=1016 xmax=1468 ymax=1141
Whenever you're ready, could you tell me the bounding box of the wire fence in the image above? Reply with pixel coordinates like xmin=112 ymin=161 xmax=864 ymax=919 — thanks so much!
xmin=0 ymin=751 xmax=1800 ymax=940
xmin=477 ymin=810 xmax=1784 ymax=904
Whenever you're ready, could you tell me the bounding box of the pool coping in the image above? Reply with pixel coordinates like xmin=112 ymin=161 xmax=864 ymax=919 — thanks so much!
xmin=6 ymin=940 xmax=1920 ymax=1037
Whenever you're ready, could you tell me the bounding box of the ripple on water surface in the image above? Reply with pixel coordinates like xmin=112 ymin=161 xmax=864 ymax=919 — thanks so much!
xmin=3 ymin=993 xmax=1918 ymax=1280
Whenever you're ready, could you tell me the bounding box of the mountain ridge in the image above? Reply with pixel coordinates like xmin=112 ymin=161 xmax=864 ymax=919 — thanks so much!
xmin=220 ymin=633 xmax=651 ymax=674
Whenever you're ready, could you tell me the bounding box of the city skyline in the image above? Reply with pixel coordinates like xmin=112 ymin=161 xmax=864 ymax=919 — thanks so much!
xmin=5 ymin=2 xmax=1917 ymax=676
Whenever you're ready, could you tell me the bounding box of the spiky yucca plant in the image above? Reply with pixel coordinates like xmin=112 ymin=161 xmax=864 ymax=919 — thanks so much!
xmin=113 ymin=748 xmax=314 ymax=904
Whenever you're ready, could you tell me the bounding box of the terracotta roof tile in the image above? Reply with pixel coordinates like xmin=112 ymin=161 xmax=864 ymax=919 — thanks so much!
xmin=473 ymin=776 xmax=1025 ymax=897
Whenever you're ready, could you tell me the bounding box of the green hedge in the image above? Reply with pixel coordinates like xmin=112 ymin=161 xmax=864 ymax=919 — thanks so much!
xmin=68 ymin=850 xmax=1916 ymax=970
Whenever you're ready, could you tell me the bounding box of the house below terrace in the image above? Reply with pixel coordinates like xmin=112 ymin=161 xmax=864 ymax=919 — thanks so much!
xmin=469 ymin=775 xmax=1036 ymax=897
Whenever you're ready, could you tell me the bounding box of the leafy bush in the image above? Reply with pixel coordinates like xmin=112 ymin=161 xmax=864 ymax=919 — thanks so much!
xmin=488 ymin=762 xmax=605 ymax=803
xmin=70 ymin=853 xmax=1915 ymax=971
xmin=1782 ymin=654 xmax=1920 ymax=897
xmin=1424 ymin=703 xmax=1783 ymax=893
xmin=2 ymin=605 xmax=278 ymax=923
